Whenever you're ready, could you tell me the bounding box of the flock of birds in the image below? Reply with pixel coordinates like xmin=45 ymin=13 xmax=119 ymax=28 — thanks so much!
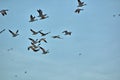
xmin=27 ymin=28 xmax=72 ymax=54
xmin=0 ymin=27 xmax=72 ymax=54
xmin=0 ymin=0 xmax=85 ymax=54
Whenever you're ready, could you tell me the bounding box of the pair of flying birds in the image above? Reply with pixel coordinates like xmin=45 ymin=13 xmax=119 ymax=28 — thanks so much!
xmin=75 ymin=0 xmax=86 ymax=14
xmin=29 ymin=9 xmax=48 ymax=22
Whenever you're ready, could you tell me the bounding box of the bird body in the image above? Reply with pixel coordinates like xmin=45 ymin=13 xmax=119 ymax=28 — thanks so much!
xmin=28 ymin=46 xmax=40 ymax=52
xmin=0 ymin=9 xmax=8 ymax=16
xmin=28 ymin=38 xmax=39 ymax=44
xmin=9 ymin=30 xmax=19 ymax=37
xmin=38 ymin=38 xmax=47 ymax=43
xmin=52 ymin=35 xmax=63 ymax=39
xmin=37 ymin=9 xmax=48 ymax=20
xmin=39 ymin=46 xmax=49 ymax=54
xmin=39 ymin=31 xmax=50 ymax=36
xmin=77 ymin=0 xmax=86 ymax=7
xmin=30 ymin=29 xmax=42 ymax=35
xmin=29 ymin=15 xmax=37 ymax=22
xmin=75 ymin=8 xmax=84 ymax=13
xmin=62 ymin=30 xmax=72 ymax=35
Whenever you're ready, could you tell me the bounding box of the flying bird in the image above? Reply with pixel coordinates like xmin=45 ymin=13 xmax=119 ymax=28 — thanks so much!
xmin=29 ymin=15 xmax=37 ymax=22
xmin=39 ymin=30 xmax=50 ymax=36
xmin=39 ymin=46 xmax=49 ymax=54
xmin=38 ymin=38 xmax=47 ymax=43
xmin=62 ymin=30 xmax=72 ymax=35
xmin=0 ymin=29 xmax=5 ymax=34
xmin=52 ymin=35 xmax=63 ymax=39
xmin=75 ymin=8 xmax=84 ymax=13
xmin=30 ymin=29 xmax=42 ymax=35
xmin=31 ymin=42 xmax=40 ymax=48
xmin=37 ymin=9 xmax=49 ymax=20
xmin=28 ymin=46 xmax=40 ymax=52
xmin=28 ymin=38 xmax=39 ymax=44
xmin=8 ymin=29 xmax=19 ymax=37
xmin=0 ymin=9 xmax=8 ymax=16
xmin=77 ymin=0 xmax=86 ymax=7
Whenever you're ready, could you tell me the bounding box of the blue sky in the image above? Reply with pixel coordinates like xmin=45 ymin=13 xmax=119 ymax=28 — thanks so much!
xmin=0 ymin=0 xmax=120 ymax=80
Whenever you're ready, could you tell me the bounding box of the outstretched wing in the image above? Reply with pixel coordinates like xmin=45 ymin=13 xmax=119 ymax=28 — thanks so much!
xmin=37 ymin=9 xmax=43 ymax=17
xmin=28 ymin=38 xmax=35 ymax=42
xmin=9 ymin=30 xmax=15 ymax=35
xmin=30 ymin=29 xmax=36 ymax=33
xmin=16 ymin=30 xmax=19 ymax=34
xmin=0 ymin=29 xmax=5 ymax=33
xmin=40 ymin=46 xmax=46 ymax=53
xmin=78 ymin=0 xmax=82 ymax=3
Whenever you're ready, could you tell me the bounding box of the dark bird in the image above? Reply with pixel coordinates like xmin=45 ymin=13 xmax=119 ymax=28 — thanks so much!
xmin=39 ymin=30 xmax=50 ymax=36
xmin=38 ymin=38 xmax=47 ymax=43
xmin=52 ymin=35 xmax=63 ymax=39
xmin=75 ymin=8 xmax=84 ymax=13
xmin=28 ymin=46 xmax=40 ymax=52
xmin=29 ymin=15 xmax=37 ymax=22
xmin=0 ymin=9 xmax=8 ymax=16
xmin=30 ymin=29 xmax=42 ymax=35
xmin=8 ymin=29 xmax=19 ymax=37
xmin=37 ymin=9 xmax=49 ymax=20
xmin=28 ymin=38 xmax=39 ymax=44
xmin=0 ymin=29 xmax=5 ymax=34
xmin=77 ymin=0 xmax=86 ymax=7
xmin=62 ymin=30 xmax=72 ymax=35
xmin=39 ymin=46 xmax=49 ymax=54
xmin=31 ymin=42 xmax=40 ymax=48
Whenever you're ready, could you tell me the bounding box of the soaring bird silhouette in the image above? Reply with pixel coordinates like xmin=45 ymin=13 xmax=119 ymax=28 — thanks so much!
xmin=31 ymin=42 xmax=40 ymax=48
xmin=62 ymin=30 xmax=72 ymax=35
xmin=39 ymin=30 xmax=50 ymax=36
xmin=8 ymin=29 xmax=19 ymax=37
xmin=0 ymin=29 xmax=5 ymax=34
xmin=29 ymin=15 xmax=37 ymax=22
xmin=75 ymin=8 xmax=84 ymax=13
xmin=28 ymin=38 xmax=39 ymax=44
xmin=37 ymin=9 xmax=49 ymax=20
xmin=30 ymin=29 xmax=42 ymax=35
xmin=38 ymin=38 xmax=47 ymax=43
xmin=39 ymin=46 xmax=49 ymax=54
xmin=77 ymin=0 xmax=86 ymax=7
xmin=28 ymin=46 xmax=40 ymax=52
xmin=0 ymin=9 xmax=8 ymax=16
xmin=52 ymin=35 xmax=63 ymax=39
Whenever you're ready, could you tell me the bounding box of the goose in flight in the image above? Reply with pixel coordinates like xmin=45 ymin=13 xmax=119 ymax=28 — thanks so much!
xmin=52 ymin=35 xmax=63 ymax=39
xmin=8 ymin=29 xmax=19 ymax=37
xmin=28 ymin=38 xmax=39 ymax=44
xmin=29 ymin=15 xmax=37 ymax=22
xmin=31 ymin=42 xmax=40 ymax=48
xmin=30 ymin=29 xmax=42 ymax=35
xmin=0 ymin=29 xmax=5 ymax=34
xmin=39 ymin=46 xmax=49 ymax=54
xmin=77 ymin=0 xmax=86 ymax=7
xmin=39 ymin=30 xmax=50 ymax=36
xmin=75 ymin=8 xmax=84 ymax=13
xmin=62 ymin=30 xmax=72 ymax=35
xmin=28 ymin=46 xmax=40 ymax=52
xmin=0 ymin=9 xmax=8 ymax=16
xmin=37 ymin=9 xmax=49 ymax=20
xmin=38 ymin=38 xmax=47 ymax=43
